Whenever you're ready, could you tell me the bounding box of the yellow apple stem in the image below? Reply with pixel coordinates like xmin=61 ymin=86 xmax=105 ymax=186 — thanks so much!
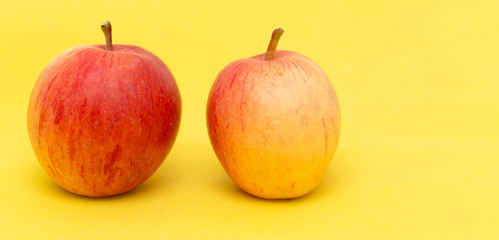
xmin=100 ymin=20 xmax=113 ymax=51
xmin=264 ymin=28 xmax=284 ymax=61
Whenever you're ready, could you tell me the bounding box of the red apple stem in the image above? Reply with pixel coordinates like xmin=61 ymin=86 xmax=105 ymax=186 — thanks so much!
xmin=100 ymin=20 xmax=113 ymax=51
xmin=264 ymin=28 xmax=284 ymax=61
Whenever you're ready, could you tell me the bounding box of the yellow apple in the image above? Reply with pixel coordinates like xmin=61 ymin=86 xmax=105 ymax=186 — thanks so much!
xmin=206 ymin=29 xmax=341 ymax=199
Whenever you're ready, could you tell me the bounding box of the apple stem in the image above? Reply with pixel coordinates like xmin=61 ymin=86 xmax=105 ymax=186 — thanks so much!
xmin=100 ymin=20 xmax=113 ymax=51
xmin=264 ymin=28 xmax=284 ymax=61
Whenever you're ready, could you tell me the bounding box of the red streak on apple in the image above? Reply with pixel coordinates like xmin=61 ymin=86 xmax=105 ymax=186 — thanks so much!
xmin=28 ymin=43 xmax=181 ymax=197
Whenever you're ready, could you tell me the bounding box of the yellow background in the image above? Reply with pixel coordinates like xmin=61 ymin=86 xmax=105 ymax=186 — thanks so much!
xmin=1 ymin=0 xmax=498 ymax=239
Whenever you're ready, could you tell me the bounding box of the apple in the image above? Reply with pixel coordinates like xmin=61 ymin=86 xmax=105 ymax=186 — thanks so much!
xmin=27 ymin=21 xmax=181 ymax=197
xmin=206 ymin=28 xmax=340 ymax=199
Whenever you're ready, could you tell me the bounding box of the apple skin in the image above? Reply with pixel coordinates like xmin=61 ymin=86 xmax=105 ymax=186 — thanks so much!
xmin=207 ymin=50 xmax=340 ymax=199
xmin=28 ymin=44 xmax=181 ymax=197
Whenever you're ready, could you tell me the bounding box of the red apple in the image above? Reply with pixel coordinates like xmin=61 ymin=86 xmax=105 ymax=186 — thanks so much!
xmin=207 ymin=28 xmax=340 ymax=199
xmin=27 ymin=21 xmax=181 ymax=197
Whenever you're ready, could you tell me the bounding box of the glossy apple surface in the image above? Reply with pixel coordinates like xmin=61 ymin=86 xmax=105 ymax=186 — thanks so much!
xmin=27 ymin=22 xmax=181 ymax=197
xmin=207 ymin=30 xmax=340 ymax=199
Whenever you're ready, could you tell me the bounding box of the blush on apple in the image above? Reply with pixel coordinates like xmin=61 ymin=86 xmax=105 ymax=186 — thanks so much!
xmin=27 ymin=21 xmax=181 ymax=197
xmin=206 ymin=28 xmax=341 ymax=199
